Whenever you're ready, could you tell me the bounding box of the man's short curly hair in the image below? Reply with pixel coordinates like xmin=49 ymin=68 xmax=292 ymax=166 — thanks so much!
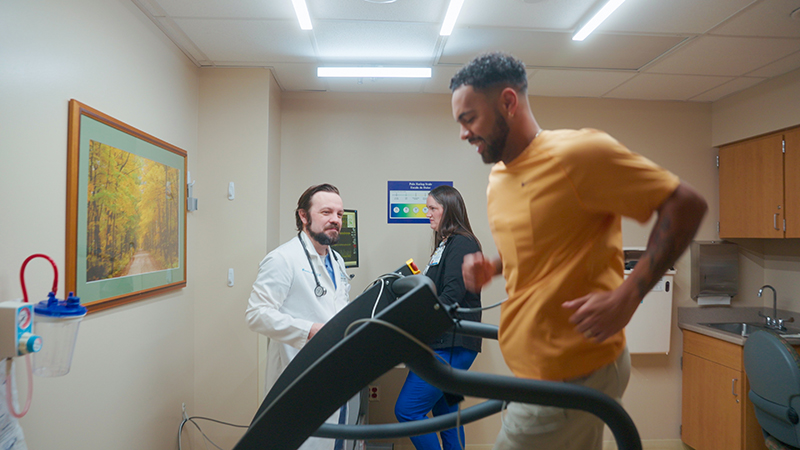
xmin=449 ymin=52 xmax=528 ymax=94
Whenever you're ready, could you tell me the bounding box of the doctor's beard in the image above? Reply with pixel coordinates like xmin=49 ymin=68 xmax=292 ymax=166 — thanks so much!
xmin=308 ymin=217 xmax=340 ymax=246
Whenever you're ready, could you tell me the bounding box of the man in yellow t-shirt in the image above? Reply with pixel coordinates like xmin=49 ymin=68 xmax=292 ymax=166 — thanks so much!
xmin=450 ymin=52 xmax=708 ymax=450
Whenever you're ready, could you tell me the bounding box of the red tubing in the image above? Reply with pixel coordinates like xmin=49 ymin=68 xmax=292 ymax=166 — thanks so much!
xmin=19 ymin=254 xmax=58 ymax=303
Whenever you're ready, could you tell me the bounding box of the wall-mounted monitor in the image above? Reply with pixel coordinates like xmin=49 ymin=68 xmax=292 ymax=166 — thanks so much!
xmin=332 ymin=209 xmax=358 ymax=268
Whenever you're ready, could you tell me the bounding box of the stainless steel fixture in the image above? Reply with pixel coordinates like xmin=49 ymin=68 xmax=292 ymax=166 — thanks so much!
xmin=758 ymin=285 xmax=795 ymax=331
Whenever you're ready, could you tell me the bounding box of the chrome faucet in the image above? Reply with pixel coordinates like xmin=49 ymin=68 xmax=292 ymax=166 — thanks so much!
xmin=758 ymin=285 xmax=794 ymax=330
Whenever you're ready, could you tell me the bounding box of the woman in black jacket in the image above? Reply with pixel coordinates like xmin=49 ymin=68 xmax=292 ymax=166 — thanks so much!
xmin=394 ymin=185 xmax=482 ymax=450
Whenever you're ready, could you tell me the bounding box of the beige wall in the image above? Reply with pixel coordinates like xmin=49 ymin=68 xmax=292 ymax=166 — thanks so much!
xmin=710 ymin=68 xmax=800 ymax=313
xmin=3 ymin=0 xmax=800 ymax=448
xmin=279 ymin=92 xmax=720 ymax=447
xmin=712 ymin=67 xmax=800 ymax=147
xmin=192 ymin=67 xmax=277 ymax=447
xmin=1 ymin=0 xmax=199 ymax=449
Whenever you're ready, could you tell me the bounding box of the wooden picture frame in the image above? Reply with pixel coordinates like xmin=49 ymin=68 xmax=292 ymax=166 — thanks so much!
xmin=66 ymin=99 xmax=187 ymax=313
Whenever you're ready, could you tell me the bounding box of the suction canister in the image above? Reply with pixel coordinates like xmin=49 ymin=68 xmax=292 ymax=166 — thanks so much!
xmin=32 ymin=292 xmax=87 ymax=377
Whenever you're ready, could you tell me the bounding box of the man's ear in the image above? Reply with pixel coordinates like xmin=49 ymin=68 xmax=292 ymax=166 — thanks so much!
xmin=298 ymin=209 xmax=309 ymax=227
xmin=499 ymin=87 xmax=519 ymax=118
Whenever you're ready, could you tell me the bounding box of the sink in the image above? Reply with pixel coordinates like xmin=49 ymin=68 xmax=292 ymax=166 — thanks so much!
xmin=700 ymin=322 xmax=800 ymax=337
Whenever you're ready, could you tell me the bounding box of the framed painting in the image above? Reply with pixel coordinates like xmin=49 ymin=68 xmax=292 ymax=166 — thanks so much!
xmin=66 ymin=99 xmax=187 ymax=313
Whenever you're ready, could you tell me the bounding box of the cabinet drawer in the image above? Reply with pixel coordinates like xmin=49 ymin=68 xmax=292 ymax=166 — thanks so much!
xmin=683 ymin=330 xmax=742 ymax=370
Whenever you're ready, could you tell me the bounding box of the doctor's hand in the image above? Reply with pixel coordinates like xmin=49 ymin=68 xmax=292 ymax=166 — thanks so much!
xmin=462 ymin=252 xmax=499 ymax=293
xmin=308 ymin=323 xmax=324 ymax=340
xmin=562 ymin=285 xmax=640 ymax=343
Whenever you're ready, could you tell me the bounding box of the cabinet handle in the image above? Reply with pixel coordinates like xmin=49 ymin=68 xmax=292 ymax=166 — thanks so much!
xmin=775 ymin=213 xmax=780 ymax=230
xmin=732 ymin=378 xmax=739 ymax=403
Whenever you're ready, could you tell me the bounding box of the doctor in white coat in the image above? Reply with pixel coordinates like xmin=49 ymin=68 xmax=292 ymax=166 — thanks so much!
xmin=246 ymin=183 xmax=351 ymax=450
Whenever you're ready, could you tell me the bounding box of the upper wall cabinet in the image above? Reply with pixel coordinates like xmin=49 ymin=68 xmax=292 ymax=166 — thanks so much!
xmin=719 ymin=126 xmax=800 ymax=238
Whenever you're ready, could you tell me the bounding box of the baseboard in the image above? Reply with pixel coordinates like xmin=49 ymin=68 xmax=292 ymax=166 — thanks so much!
xmin=394 ymin=439 xmax=687 ymax=450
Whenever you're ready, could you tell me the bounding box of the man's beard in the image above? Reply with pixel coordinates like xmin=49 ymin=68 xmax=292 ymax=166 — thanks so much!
xmin=479 ymin=110 xmax=510 ymax=164
xmin=308 ymin=217 xmax=340 ymax=246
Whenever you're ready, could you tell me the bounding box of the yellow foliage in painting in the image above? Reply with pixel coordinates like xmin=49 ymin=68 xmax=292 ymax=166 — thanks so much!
xmin=86 ymin=141 xmax=179 ymax=282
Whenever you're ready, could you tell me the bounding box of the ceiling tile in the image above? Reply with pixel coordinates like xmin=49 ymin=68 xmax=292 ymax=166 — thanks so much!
xmin=308 ymin=0 xmax=447 ymax=23
xmin=457 ymin=0 xmax=597 ymax=30
xmin=689 ymin=76 xmax=766 ymax=102
xmin=313 ymin=20 xmax=440 ymax=63
xmin=748 ymin=50 xmax=800 ymax=77
xmin=598 ymin=0 xmax=757 ymax=34
xmin=440 ymin=28 xmax=685 ymax=70
xmin=604 ymin=73 xmax=734 ymax=101
xmin=154 ymin=0 xmax=294 ymax=19
xmin=645 ymin=35 xmax=800 ymax=76
xmin=173 ymin=18 xmax=317 ymax=63
xmin=529 ymin=69 xmax=637 ymax=98
xmin=711 ymin=0 xmax=800 ymax=38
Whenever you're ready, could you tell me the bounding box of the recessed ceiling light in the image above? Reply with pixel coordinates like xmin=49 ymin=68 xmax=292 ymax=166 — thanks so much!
xmin=291 ymin=0 xmax=312 ymax=30
xmin=363 ymin=0 xmax=397 ymax=3
xmin=318 ymin=67 xmax=432 ymax=78
xmin=440 ymin=0 xmax=465 ymax=36
xmin=572 ymin=0 xmax=626 ymax=41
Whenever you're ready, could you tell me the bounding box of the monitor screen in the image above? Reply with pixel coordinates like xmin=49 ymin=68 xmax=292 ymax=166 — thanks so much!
xmin=332 ymin=209 xmax=358 ymax=268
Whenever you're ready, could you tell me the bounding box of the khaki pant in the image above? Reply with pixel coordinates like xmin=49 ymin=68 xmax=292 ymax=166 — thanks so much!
xmin=493 ymin=347 xmax=631 ymax=450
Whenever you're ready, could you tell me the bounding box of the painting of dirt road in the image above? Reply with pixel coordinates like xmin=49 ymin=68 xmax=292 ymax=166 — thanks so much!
xmin=86 ymin=140 xmax=180 ymax=282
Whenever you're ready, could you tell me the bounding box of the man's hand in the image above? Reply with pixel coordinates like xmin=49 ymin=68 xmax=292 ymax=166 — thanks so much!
xmin=462 ymin=252 xmax=500 ymax=293
xmin=308 ymin=323 xmax=324 ymax=340
xmin=562 ymin=285 xmax=640 ymax=343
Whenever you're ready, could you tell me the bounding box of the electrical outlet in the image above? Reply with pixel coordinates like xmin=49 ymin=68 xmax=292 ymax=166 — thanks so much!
xmin=368 ymin=385 xmax=379 ymax=401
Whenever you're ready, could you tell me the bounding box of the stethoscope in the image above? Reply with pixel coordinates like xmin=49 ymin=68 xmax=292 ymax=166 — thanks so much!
xmin=298 ymin=232 xmax=338 ymax=297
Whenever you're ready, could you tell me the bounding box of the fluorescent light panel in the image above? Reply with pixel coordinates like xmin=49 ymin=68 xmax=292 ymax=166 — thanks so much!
xmin=317 ymin=67 xmax=432 ymax=78
xmin=572 ymin=0 xmax=626 ymax=41
xmin=440 ymin=0 xmax=465 ymax=36
xmin=292 ymin=0 xmax=312 ymax=30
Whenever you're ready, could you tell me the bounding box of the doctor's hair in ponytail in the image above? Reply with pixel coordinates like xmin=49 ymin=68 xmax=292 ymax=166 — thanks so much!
xmin=429 ymin=185 xmax=481 ymax=253
xmin=295 ymin=183 xmax=340 ymax=231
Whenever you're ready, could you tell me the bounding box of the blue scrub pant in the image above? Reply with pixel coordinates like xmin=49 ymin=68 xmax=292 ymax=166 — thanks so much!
xmin=394 ymin=347 xmax=478 ymax=450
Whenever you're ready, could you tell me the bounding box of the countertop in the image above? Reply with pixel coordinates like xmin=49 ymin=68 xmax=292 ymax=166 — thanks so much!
xmin=678 ymin=306 xmax=800 ymax=346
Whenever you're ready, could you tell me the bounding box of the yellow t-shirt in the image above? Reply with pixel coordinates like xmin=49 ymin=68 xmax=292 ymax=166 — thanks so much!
xmin=487 ymin=128 xmax=680 ymax=381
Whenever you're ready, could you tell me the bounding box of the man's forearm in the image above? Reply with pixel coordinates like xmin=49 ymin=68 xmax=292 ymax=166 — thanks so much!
xmin=630 ymin=182 xmax=707 ymax=299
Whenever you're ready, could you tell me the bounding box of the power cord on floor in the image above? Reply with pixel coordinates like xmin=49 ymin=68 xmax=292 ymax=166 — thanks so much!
xmin=178 ymin=403 xmax=248 ymax=450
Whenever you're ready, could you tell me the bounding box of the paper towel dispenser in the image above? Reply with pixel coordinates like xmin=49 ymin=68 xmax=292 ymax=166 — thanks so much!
xmin=690 ymin=241 xmax=738 ymax=300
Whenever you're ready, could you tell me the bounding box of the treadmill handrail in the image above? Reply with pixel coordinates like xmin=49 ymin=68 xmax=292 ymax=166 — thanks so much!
xmin=406 ymin=352 xmax=642 ymax=450
xmin=452 ymin=321 xmax=498 ymax=340
xmin=314 ymin=400 xmax=504 ymax=439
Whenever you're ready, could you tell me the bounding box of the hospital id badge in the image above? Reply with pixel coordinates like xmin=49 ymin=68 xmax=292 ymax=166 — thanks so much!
xmin=429 ymin=243 xmax=445 ymax=266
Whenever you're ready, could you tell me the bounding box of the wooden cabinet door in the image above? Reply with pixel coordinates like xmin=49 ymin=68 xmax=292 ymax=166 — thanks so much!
xmin=719 ymin=133 xmax=784 ymax=238
xmin=682 ymin=352 xmax=743 ymax=450
xmin=786 ymin=128 xmax=800 ymax=237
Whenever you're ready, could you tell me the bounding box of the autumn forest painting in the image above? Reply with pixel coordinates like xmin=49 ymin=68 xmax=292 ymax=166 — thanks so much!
xmin=86 ymin=140 xmax=180 ymax=282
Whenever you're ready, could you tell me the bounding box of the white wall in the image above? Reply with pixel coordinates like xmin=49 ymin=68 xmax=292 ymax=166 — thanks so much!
xmin=279 ymin=92 xmax=719 ymax=447
xmin=1 ymin=0 xmax=199 ymax=449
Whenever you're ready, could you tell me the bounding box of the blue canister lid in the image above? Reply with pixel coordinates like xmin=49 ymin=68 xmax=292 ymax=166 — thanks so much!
xmin=33 ymin=292 xmax=87 ymax=318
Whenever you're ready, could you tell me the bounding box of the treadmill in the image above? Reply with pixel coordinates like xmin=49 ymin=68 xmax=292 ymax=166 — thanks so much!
xmin=233 ymin=263 xmax=642 ymax=450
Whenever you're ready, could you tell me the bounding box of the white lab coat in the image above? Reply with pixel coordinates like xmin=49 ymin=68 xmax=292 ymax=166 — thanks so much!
xmin=246 ymin=232 xmax=350 ymax=450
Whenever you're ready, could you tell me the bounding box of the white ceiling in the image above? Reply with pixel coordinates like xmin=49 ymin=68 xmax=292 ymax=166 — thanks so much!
xmin=134 ymin=0 xmax=800 ymax=102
